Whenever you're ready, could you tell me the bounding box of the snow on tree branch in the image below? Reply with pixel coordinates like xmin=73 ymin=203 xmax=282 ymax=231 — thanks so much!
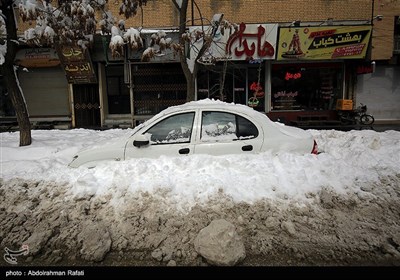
xmin=119 ymin=0 xmax=147 ymax=18
xmin=2 ymin=0 xmax=235 ymax=69
xmin=17 ymin=0 xmax=109 ymax=46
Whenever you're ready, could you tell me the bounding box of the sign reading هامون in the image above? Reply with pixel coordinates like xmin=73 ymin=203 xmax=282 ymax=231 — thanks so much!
xmin=56 ymin=44 xmax=97 ymax=84
xmin=277 ymin=25 xmax=372 ymax=60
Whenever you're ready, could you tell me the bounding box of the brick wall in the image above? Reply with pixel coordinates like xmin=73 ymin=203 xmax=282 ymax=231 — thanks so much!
xmin=113 ymin=0 xmax=372 ymax=27
xmin=371 ymin=0 xmax=400 ymax=60
xmin=18 ymin=0 xmax=398 ymax=60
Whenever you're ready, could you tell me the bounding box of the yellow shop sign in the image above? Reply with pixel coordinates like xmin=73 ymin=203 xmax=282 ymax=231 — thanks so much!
xmin=277 ymin=25 xmax=372 ymax=60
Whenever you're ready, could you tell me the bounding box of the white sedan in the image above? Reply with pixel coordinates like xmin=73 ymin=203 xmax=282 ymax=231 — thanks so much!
xmin=69 ymin=99 xmax=318 ymax=168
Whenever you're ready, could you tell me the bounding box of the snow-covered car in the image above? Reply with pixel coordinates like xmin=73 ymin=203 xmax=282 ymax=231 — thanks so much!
xmin=68 ymin=99 xmax=318 ymax=168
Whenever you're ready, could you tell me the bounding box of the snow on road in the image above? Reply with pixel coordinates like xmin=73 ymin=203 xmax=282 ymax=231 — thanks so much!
xmin=1 ymin=128 xmax=400 ymax=265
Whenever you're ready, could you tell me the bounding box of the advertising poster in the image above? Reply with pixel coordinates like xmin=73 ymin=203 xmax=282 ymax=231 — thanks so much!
xmin=277 ymin=25 xmax=372 ymax=60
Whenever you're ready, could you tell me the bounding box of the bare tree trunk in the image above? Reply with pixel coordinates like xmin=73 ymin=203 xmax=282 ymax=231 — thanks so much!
xmin=186 ymin=76 xmax=196 ymax=101
xmin=174 ymin=0 xmax=197 ymax=102
xmin=1 ymin=1 xmax=32 ymax=146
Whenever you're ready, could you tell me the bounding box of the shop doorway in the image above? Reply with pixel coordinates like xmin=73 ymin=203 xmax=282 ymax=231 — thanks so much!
xmin=73 ymin=84 xmax=100 ymax=128
xmin=105 ymin=65 xmax=131 ymax=114
xmin=196 ymin=63 xmax=266 ymax=112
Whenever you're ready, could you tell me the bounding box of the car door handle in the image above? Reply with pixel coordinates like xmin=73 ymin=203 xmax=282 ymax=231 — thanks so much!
xmin=242 ymin=145 xmax=253 ymax=151
xmin=179 ymin=148 xmax=190 ymax=154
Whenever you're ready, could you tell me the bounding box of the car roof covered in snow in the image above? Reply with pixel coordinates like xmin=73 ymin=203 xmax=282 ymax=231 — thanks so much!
xmin=155 ymin=98 xmax=272 ymax=121
xmin=130 ymin=99 xmax=276 ymax=136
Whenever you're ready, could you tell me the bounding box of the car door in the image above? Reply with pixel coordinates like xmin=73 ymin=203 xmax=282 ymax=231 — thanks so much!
xmin=194 ymin=110 xmax=263 ymax=155
xmin=125 ymin=111 xmax=197 ymax=159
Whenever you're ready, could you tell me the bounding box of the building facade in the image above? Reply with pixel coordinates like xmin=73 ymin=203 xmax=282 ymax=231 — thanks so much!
xmin=356 ymin=0 xmax=400 ymax=121
xmin=3 ymin=0 xmax=398 ymax=129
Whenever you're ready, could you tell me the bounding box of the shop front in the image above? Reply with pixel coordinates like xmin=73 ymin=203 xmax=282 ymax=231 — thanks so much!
xmin=192 ymin=23 xmax=278 ymax=112
xmin=193 ymin=22 xmax=372 ymax=127
xmin=99 ymin=32 xmax=186 ymax=128
xmin=268 ymin=24 xmax=372 ymax=125
xmin=196 ymin=61 xmax=266 ymax=112
xmin=268 ymin=62 xmax=344 ymax=124
xmin=14 ymin=48 xmax=71 ymax=129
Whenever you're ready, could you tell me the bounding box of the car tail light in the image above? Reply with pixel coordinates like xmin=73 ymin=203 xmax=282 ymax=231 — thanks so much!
xmin=311 ymin=140 xmax=318 ymax=154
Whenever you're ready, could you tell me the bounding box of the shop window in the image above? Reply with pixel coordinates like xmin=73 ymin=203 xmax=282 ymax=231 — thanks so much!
xmin=196 ymin=64 xmax=265 ymax=112
xmin=247 ymin=67 xmax=265 ymax=112
xmin=271 ymin=64 xmax=342 ymax=111
xmin=394 ymin=16 xmax=400 ymax=36
xmin=132 ymin=64 xmax=186 ymax=115
xmin=233 ymin=68 xmax=247 ymax=105
xmin=106 ymin=65 xmax=130 ymax=114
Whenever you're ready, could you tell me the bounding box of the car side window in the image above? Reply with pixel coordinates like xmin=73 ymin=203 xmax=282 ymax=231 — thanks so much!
xmin=201 ymin=111 xmax=259 ymax=142
xmin=201 ymin=111 xmax=237 ymax=142
xmin=145 ymin=112 xmax=195 ymax=144
xmin=237 ymin=115 xmax=259 ymax=139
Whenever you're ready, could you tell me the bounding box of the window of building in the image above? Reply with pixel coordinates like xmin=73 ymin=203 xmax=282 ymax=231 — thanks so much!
xmin=271 ymin=63 xmax=342 ymax=111
xmin=132 ymin=64 xmax=186 ymax=116
xmin=393 ymin=16 xmax=400 ymax=55
xmin=106 ymin=65 xmax=130 ymax=114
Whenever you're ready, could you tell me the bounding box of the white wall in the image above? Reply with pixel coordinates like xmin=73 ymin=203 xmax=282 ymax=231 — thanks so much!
xmin=356 ymin=65 xmax=400 ymax=121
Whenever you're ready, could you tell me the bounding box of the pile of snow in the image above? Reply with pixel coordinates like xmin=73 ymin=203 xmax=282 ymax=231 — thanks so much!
xmin=1 ymin=128 xmax=399 ymax=212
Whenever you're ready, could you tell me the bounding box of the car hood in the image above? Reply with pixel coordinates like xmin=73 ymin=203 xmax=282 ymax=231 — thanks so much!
xmin=68 ymin=135 xmax=130 ymax=168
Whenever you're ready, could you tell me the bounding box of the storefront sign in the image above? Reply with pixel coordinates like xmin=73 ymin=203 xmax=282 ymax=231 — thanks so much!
xmin=15 ymin=48 xmax=60 ymax=68
xmin=356 ymin=63 xmax=374 ymax=74
xmin=56 ymin=44 xmax=97 ymax=84
xmin=189 ymin=23 xmax=278 ymax=62
xmin=248 ymin=97 xmax=260 ymax=107
xmin=285 ymin=72 xmax=302 ymax=80
xmin=226 ymin=23 xmax=277 ymax=60
xmin=277 ymin=25 xmax=372 ymax=60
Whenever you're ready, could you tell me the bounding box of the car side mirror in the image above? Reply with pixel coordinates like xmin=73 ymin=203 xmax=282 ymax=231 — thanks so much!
xmin=133 ymin=134 xmax=150 ymax=148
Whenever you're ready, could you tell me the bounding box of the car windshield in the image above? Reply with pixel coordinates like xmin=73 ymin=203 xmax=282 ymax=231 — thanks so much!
xmin=145 ymin=112 xmax=195 ymax=144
